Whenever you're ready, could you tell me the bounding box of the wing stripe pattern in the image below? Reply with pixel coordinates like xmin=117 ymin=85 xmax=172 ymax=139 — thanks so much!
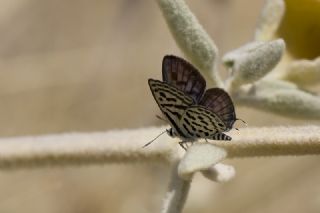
xmin=182 ymin=123 xmax=194 ymax=137
xmin=160 ymin=104 xmax=188 ymax=110
xmin=179 ymin=106 xmax=227 ymax=139
xmin=165 ymin=108 xmax=184 ymax=120
xmin=163 ymin=111 xmax=186 ymax=137
xmin=148 ymin=79 xmax=194 ymax=139
xmin=154 ymin=88 xmax=192 ymax=105
xmin=184 ymin=107 xmax=223 ymax=130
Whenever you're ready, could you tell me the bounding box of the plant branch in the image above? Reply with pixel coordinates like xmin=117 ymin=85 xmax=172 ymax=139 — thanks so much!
xmin=0 ymin=127 xmax=182 ymax=169
xmin=0 ymin=126 xmax=319 ymax=169
xmin=161 ymin=162 xmax=191 ymax=213
xmin=213 ymin=125 xmax=320 ymax=158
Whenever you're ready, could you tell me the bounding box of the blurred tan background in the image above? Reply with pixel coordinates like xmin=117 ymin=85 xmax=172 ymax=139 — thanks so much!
xmin=0 ymin=0 xmax=319 ymax=212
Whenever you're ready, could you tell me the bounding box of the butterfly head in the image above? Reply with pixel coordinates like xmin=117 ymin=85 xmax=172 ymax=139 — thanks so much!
xmin=166 ymin=128 xmax=177 ymax=138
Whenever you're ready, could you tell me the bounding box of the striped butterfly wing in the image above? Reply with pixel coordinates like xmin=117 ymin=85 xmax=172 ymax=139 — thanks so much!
xmin=162 ymin=55 xmax=206 ymax=103
xmin=148 ymin=79 xmax=194 ymax=136
xmin=179 ymin=106 xmax=228 ymax=140
xmin=199 ymin=88 xmax=236 ymax=130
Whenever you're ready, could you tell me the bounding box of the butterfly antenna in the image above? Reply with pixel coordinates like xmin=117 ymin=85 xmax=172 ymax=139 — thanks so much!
xmin=236 ymin=118 xmax=247 ymax=126
xmin=142 ymin=130 xmax=167 ymax=148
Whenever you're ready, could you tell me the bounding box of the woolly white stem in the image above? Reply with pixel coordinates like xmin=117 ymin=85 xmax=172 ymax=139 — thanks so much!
xmin=0 ymin=127 xmax=180 ymax=169
xmin=161 ymin=162 xmax=191 ymax=213
xmin=213 ymin=125 xmax=320 ymax=158
xmin=0 ymin=126 xmax=319 ymax=169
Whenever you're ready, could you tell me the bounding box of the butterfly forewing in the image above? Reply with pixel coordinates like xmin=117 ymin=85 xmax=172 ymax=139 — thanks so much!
xmin=162 ymin=55 xmax=206 ymax=103
xmin=199 ymin=88 xmax=236 ymax=130
xmin=148 ymin=79 xmax=194 ymax=137
xmin=179 ymin=106 xmax=227 ymax=139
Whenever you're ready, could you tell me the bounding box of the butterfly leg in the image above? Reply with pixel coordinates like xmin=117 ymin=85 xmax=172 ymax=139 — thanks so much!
xmin=210 ymin=132 xmax=232 ymax=141
xmin=156 ymin=114 xmax=168 ymax=123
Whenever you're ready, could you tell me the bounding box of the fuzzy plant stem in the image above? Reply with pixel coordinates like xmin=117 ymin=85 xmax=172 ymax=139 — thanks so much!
xmin=161 ymin=162 xmax=191 ymax=213
xmin=213 ymin=126 xmax=320 ymax=158
xmin=0 ymin=126 xmax=319 ymax=169
xmin=0 ymin=127 xmax=181 ymax=169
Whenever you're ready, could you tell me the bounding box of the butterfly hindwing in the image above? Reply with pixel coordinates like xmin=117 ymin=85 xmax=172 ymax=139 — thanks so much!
xmin=162 ymin=55 xmax=206 ymax=103
xmin=179 ymin=106 xmax=227 ymax=140
xmin=199 ymin=88 xmax=236 ymax=130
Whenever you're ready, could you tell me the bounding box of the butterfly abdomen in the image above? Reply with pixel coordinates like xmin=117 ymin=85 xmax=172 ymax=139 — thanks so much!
xmin=210 ymin=132 xmax=232 ymax=141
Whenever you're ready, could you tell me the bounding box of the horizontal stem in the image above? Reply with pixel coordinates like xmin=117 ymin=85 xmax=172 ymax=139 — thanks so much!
xmin=214 ymin=125 xmax=320 ymax=158
xmin=0 ymin=127 xmax=181 ymax=169
xmin=0 ymin=126 xmax=319 ymax=169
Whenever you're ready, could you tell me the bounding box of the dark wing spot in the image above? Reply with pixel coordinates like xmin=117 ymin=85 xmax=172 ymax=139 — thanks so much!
xmin=200 ymin=120 xmax=209 ymax=125
xmin=186 ymin=111 xmax=196 ymax=120
xmin=159 ymin=92 xmax=166 ymax=97
xmin=183 ymin=118 xmax=191 ymax=125
xmin=203 ymin=126 xmax=211 ymax=131
xmin=191 ymin=121 xmax=201 ymax=127
xmin=183 ymin=123 xmax=194 ymax=136
xmin=166 ymin=97 xmax=177 ymax=102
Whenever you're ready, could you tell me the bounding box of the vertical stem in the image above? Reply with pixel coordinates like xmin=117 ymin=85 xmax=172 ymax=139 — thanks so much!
xmin=161 ymin=162 xmax=192 ymax=213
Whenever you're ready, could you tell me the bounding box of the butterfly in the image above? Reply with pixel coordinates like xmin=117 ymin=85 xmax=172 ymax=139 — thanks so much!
xmin=144 ymin=55 xmax=238 ymax=149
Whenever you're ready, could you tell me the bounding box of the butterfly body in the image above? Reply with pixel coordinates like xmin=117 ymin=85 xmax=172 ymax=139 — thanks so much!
xmin=148 ymin=55 xmax=237 ymax=147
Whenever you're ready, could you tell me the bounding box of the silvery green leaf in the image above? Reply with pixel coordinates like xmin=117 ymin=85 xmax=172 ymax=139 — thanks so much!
xmin=178 ymin=143 xmax=226 ymax=180
xmin=283 ymin=57 xmax=320 ymax=86
xmin=223 ymin=39 xmax=285 ymax=89
xmin=237 ymin=80 xmax=320 ymax=119
xmin=255 ymin=0 xmax=285 ymax=41
xmin=252 ymin=79 xmax=298 ymax=91
xmin=201 ymin=163 xmax=235 ymax=182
